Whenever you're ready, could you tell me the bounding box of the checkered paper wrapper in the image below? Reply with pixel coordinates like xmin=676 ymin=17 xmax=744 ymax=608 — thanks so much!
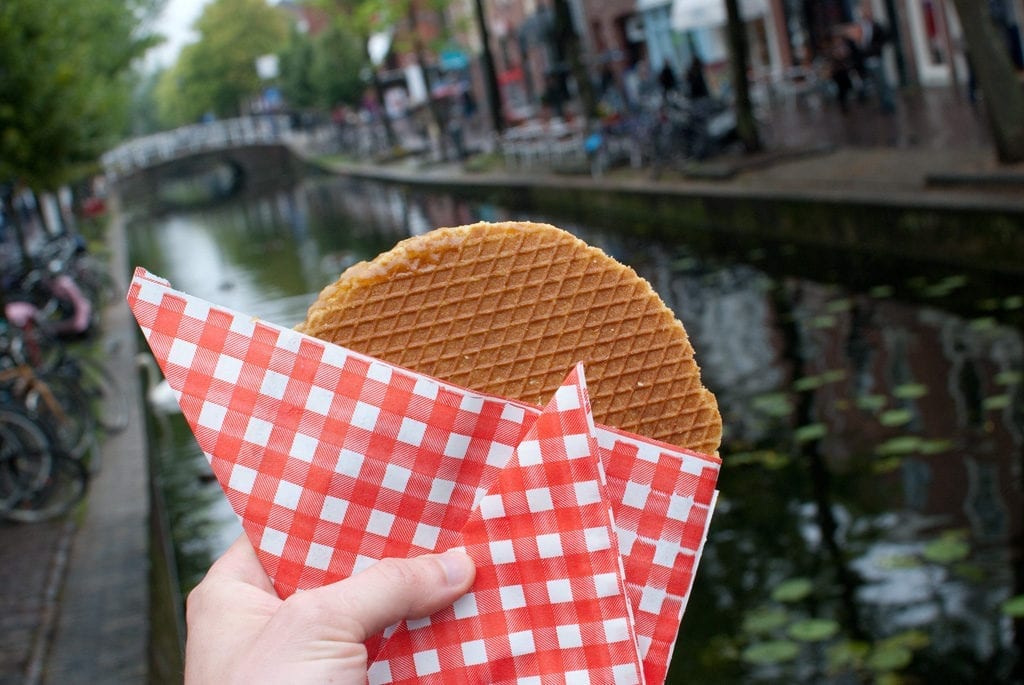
xmin=128 ymin=268 xmax=720 ymax=685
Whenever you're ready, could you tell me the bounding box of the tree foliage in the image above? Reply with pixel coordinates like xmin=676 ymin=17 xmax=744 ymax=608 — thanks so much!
xmin=279 ymin=22 xmax=366 ymax=110
xmin=0 ymin=0 xmax=162 ymax=188
xmin=156 ymin=0 xmax=289 ymax=126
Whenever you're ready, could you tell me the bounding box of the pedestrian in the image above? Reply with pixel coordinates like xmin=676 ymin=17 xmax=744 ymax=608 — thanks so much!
xmin=541 ymin=72 xmax=567 ymax=120
xmin=658 ymin=62 xmax=678 ymax=98
xmin=852 ymin=4 xmax=895 ymax=113
xmin=183 ymin=535 xmax=475 ymax=684
xmin=686 ymin=55 xmax=710 ymax=100
xmin=829 ymin=32 xmax=857 ymax=114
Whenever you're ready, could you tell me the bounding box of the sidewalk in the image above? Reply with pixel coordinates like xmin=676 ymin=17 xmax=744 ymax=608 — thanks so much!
xmin=334 ymin=85 xmax=1024 ymax=211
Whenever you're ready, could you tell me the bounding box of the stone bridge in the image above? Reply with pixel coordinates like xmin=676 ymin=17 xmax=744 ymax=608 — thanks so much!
xmin=101 ymin=117 xmax=320 ymax=205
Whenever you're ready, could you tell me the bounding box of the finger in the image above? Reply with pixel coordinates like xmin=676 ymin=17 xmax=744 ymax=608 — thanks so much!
xmin=205 ymin=534 xmax=277 ymax=594
xmin=286 ymin=549 xmax=476 ymax=643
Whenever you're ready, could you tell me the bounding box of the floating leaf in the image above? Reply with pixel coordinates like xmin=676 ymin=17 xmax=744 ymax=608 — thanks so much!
xmin=794 ymin=375 xmax=824 ymax=392
xmin=826 ymin=298 xmax=853 ymax=313
xmin=752 ymin=393 xmax=794 ymax=417
xmin=977 ymin=298 xmax=1000 ymax=311
xmin=772 ymin=578 xmax=814 ymax=603
xmin=870 ymin=285 xmax=894 ymax=298
xmin=879 ymin=409 xmax=914 ymax=426
xmin=742 ymin=607 xmax=789 ymax=634
xmin=923 ymin=537 xmax=970 ymax=564
xmin=857 ymin=394 xmax=888 ymax=412
xmin=1002 ymin=594 xmax=1024 ymax=617
xmin=884 ymin=630 xmax=930 ymax=651
xmin=822 ymin=369 xmax=847 ymax=384
xmin=983 ymin=394 xmax=1011 ymax=411
xmin=919 ymin=439 xmax=953 ymax=455
xmin=872 ymin=457 xmax=903 ymax=474
xmin=970 ymin=317 xmax=997 ymax=331
xmin=788 ymin=618 xmax=840 ymax=642
xmin=729 ymin=450 xmax=791 ymax=470
xmin=876 ymin=553 xmax=921 ymax=570
xmin=795 ymin=423 xmax=828 ymax=444
xmin=953 ymin=562 xmax=985 ymax=582
xmin=741 ymin=640 xmax=800 ymax=665
xmin=995 ymin=371 xmax=1022 ymax=386
xmin=866 ymin=644 xmax=913 ymax=672
xmin=893 ymin=383 xmax=928 ymax=399
xmin=811 ymin=314 xmax=837 ymax=329
xmin=876 ymin=436 xmax=922 ymax=456
xmin=1004 ymin=295 xmax=1023 ymax=310
xmin=828 ymin=640 xmax=869 ymax=670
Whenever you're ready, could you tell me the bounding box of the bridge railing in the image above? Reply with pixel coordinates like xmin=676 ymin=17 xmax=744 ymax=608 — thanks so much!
xmin=101 ymin=115 xmax=293 ymax=180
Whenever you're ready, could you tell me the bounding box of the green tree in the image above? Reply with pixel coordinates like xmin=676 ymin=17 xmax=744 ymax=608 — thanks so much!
xmin=0 ymin=0 xmax=162 ymax=188
xmin=156 ymin=0 xmax=289 ymax=125
xmin=279 ymin=22 xmax=364 ymax=111
xmin=279 ymin=28 xmax=319 ymax=111
xmin=309 ymin=23 xmax=366 ymax=108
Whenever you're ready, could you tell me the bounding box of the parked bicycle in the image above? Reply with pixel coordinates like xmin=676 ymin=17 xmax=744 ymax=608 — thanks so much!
xmin=0 ymin=403 xmax=87 ymax=523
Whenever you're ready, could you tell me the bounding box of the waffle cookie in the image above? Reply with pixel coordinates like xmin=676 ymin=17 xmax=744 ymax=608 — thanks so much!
xmin=298 ymin=221 xmax=721 ymax=454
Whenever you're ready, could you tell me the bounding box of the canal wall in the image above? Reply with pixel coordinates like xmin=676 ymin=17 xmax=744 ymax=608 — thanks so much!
xmin=323 ymin=160 xmax=1024 ymax=277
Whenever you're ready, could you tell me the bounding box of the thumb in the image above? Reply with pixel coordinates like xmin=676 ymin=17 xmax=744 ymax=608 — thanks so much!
xmin=286 ymin=549 xmax=476 ymax=644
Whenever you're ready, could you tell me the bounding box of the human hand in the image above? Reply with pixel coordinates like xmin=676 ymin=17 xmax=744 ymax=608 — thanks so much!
xmin=184 ymin=535 xmax=476 ymax=684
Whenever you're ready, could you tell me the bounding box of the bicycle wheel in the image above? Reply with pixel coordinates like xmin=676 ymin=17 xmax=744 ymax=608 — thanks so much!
xmin=3 ymin=452 xmax=87 ymax=523
xmin=23 ymin=373 xmax=96 ymax=462
xmin=76 ymin=356 xmax=130 ymax=433
xmin=0 ymin=406 xmax=55 ymax=516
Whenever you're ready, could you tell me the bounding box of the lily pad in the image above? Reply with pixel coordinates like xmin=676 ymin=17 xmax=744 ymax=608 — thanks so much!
xmin=794 ymin=375 xmax=824 ymax=392
xmin=970 ymin=317 xmax=997 ymax=331
xmin=875 ymin=436 xmax=922 ymax=456
xmin=828 ymin=640 xmax=869 ymax=670
xmin=884 ymin=630 xmax=930 ymax=650
xmin=872 ymin=457 xmax=903 ymax=474
xmin=919 ymin=439 xmax=953 ymax=455
xmin=923 ymin=537 xmax=970 ymax=564
xmin=857 ymin=394 xmax=888 ymax=412
xmin=879 ymin=408 xmax=914 ymax=426
xmin=752 ymin=393 xmax=794 ymax=418
xmin=742 ymin=607 xmax=790 ymax=634
xmin=1004 ymin=295 xmax=1023 ymax=310
xmin=995 ymin=371 xmax=1022 ymax=386
xmin=729 ymin=450 xmax=791 ymax=470
xmin=875 ymin=553 xmax=921 ymax=570
xmin=1001 ymin=594 xmax=1024 ymax=617
xmin=866 ymin=644 xmax=913 ymax=672
xmin=983 ymin=394 xmax=1011 ymax=411
xmin=788 ymin=618 xmax=840 ymax=642
xmin=869 ymin=285 xmax=894 ymax=298
xmin=811 ymin=314 xmax=837 ymax=329
xmin=795 ymin=423 xmax=828 ymax=444
xmin=741 ymin=640 xmax=800 ymax=665
xmin=826 ymin=298 xmax=853 ymax=313
xmin=893 ymin=383 xmax=928 ymax=399
xmin=771 ymin=577 xmax=814 ymax=603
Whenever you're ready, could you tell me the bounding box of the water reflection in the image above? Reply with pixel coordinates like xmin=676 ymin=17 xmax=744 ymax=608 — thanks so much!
xmin=127 ymin=175 xmax=1023 ymax=683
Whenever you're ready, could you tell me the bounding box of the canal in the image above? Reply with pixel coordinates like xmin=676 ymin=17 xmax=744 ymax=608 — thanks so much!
xmin=125 ymin=174 xmax=1024 ymax=683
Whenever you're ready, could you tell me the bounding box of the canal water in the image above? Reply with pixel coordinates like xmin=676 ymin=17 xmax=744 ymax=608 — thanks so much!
xmin=126 ymin=175 xmax=1024 ymax=683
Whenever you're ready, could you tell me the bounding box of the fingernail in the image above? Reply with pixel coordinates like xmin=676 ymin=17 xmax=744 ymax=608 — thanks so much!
xmin=438 ymin=549 xmax=474 ymax=587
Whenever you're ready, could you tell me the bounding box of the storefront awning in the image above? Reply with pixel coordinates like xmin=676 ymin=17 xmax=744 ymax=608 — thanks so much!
xmin=670 ymin=0 xmax=767 ymax=31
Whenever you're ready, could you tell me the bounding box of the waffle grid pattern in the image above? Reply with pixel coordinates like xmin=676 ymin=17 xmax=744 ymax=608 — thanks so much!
xmin=128 ymin=269 xmax=720 ymax=684
xmin=300 ymin=222 xmax=721 ymax=453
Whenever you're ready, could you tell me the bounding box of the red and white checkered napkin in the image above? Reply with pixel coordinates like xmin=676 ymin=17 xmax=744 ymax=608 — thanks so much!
xmin=127 ymin=268 xmax=720 ymax=685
